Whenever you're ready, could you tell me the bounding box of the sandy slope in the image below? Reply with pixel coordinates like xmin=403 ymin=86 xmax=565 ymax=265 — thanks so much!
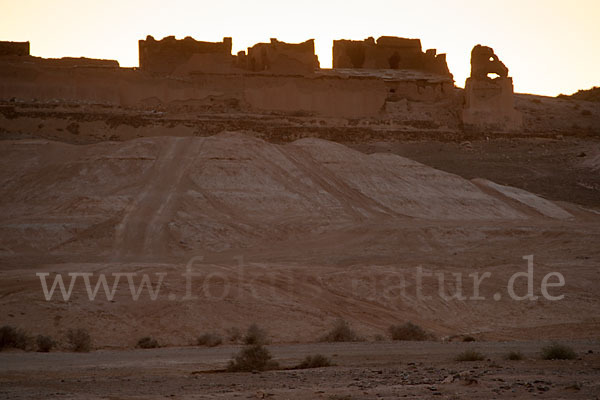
xmin=0 ymin=133 xmax=598 ymax=347
xmin=0 ymin=132 xmax=559 ymax=260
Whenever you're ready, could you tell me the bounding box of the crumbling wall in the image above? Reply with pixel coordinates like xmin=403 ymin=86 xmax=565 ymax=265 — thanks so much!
xmin=138 ymin=36 xmax=233 ymax=75
xmin=462 ymin=45 xmax=522 ymax=131
xmin=333 ymin=36 xmax=451 ymax=77
xmin=243 ymin=39 xmax=319 ymax=75
xmin=0 ymin=58 xmax=383 ymax=117
xmin=470 ymin=45 xmax=508 ymax=79
xmin=244 ymin=76 xmax=385 ymax=117
xmin=384 ymin=80 xmax=454 ymax=102
xmin=0 ymin=41 xmax=30 ymax=57
xmin=0 ymin=37 xmax=458 ymax=122
xmin=0 ymin=60 xmax=124 ymax=105
xmin=36 ymin=57 xmax=119 ymax=68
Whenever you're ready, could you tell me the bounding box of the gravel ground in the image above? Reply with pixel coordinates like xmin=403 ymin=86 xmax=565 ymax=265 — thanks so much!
xmin=1 ymin=340 xmax=599 ymax=399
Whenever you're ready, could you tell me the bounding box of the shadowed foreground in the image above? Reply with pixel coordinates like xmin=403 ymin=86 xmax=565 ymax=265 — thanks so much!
xmin=1 ymin=340 xmax=599 ymax=399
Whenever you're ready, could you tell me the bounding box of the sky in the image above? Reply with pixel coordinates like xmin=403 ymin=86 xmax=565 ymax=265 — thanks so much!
xmin=1 ymin=0 xmax=599 ymax=96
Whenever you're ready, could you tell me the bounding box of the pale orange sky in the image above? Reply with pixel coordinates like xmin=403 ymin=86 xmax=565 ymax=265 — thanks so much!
xmin=1 ymin=0 xmax=599 ymax=96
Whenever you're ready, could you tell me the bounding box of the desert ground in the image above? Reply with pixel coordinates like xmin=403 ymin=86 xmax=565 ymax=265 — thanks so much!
xmin=1 ymin=128 xmax=599 ymax=398
xmin=1 ymin=90 xmax=599 ymax=398
xmin=1 ymin=340 xmax=599 ymax=399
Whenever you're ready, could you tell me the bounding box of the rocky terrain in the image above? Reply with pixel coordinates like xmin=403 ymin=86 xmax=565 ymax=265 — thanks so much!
xmin=1 ymin=340 xmax=599 ymax=399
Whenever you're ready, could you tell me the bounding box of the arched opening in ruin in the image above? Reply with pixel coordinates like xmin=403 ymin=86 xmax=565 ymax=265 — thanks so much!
xmin=388 ymin=52 xmax=401 ymax=69
xmin=260 ymin=49 xmax=268 ymax=71
xmin=347 ymin=46 xmax=366 ymax=68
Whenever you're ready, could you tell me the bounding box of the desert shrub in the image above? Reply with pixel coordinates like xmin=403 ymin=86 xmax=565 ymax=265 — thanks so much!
xmin=320 ymin=319 xmax=361 ymax=342
xmin=197 ymin=333 xmax=222 ymax=347
xmin=226 ymin=327 xmax=242 ymax=343
xmin=243 ymin=324 xmax=267 ymax=345
xmin=506 ymin=350 xmax=524 ymax=360
xmin=36 ymin=335 xmax=54 ymax=352
xmin=226 ymin=344 xmax=279 ymax=372
xmin=0 ymin=326 xmax=28 ymax=350
xmin=455 ymin=350 xmax=485 ymax=361
xmin=66 ymin=328 xmax=91 ymax=352
xmin=295 ymin=354 xmax=332 ymax=369
xmin=289 ymin=110 xmax=312 ymax=117
xmin=541 ymin=343 xmax=576 ymax=360
xmin=136 ymin=336 xmax=159 ymax=349
xmin=388 ymin=322 xmax=429 ymax=341
xmin=373 ymin=334 xmax=385 ymax=341
xmin=462 ymin=335 xmax=476 ymax=342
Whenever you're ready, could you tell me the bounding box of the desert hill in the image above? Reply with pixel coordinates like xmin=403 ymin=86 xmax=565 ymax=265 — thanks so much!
xmin=0 ymin=133 xmax=598 ymax=347
xmin=558 ymin=86 xmax=600 ymax=102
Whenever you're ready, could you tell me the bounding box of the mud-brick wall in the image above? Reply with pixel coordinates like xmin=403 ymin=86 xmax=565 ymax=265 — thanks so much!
xmin=0 ymin=63 xmax=124 ymax=104
xmin=242 ymin=75 xmax=386 ymax=117
xmin=0 ymin=41 xmax=30 ymax=56
xmin=0 ymin=61 xmax=388 ymax=118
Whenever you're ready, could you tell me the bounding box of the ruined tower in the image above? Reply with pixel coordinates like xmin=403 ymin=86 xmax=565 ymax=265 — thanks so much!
xmin=462 ymin=45 xmax=522 ymax=131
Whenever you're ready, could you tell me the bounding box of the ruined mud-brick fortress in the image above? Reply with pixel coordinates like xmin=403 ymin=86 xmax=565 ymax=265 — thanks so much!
xmin=2 ymin=34 xmax=575 ymax=142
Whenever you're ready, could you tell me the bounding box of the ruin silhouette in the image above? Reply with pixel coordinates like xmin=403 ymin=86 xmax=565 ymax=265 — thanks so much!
xmin=0 ymin=36 xmax=528 ymax=131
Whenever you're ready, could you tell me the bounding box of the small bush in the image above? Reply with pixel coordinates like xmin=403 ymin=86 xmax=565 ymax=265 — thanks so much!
xmin=506 ymin=350 xmax=524 ymax=360
xmin=462 ymin=335 xmax=476 ymax=342
xmin=388 ymin=322 xmax=429 ymax=341
xmin=243 ymin=324 xmax=267 ymax=345
xmin=295 ymin=354 xmax=332 ymax=369
xmin=541 ymin=343 xmax=576 ymax=360
xmin=36 ymin=335 xmax=54 ymax=352
xmin=320 ymin=319 xmax=361 ymax=342
xmin=455 ymin=350 xmax=485 ymax=361
xmin=136 ymin=336 xmax=159 ymax=349
xmin=581 ymin=109 xmax=592 ymax=116
xmin=66 ymin=328 xmax=91 ymax=352
xmin=197 ymin=333 xmax=222 ymax=347
xmin=0 ymin=326 xmax=28 ymax=350
xmin=373 ymin=334 xmax=385 ymax=341
xmin=226 ymin=327 xmax=242 ymax=343
xmin=226 ymin=344 xmax=279 ymax=372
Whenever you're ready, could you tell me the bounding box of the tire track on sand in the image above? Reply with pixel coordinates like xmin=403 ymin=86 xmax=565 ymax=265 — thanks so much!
xmin=113 ymin=137 xmax=205 ymax=261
